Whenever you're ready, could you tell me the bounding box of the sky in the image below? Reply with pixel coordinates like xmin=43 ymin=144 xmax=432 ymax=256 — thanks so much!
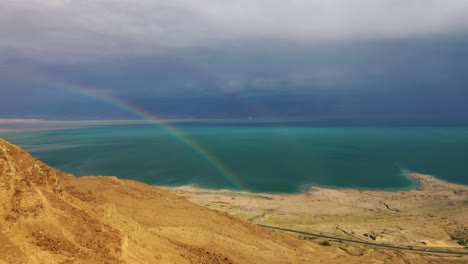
xmin=1 ymin=0 xmax=468 ymax=121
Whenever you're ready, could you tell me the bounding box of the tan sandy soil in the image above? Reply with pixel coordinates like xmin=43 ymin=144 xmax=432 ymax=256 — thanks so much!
xmin=168 ymin=174 xmax=468 ymax=259
xmin=1 ymin=138 xmax=467 ymax=263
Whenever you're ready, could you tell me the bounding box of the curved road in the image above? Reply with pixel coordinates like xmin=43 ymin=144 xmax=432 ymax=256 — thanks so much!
xmin=258 ymin=224 xmax=468 ymax=256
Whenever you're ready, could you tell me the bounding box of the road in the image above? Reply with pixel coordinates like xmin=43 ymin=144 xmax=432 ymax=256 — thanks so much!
xmin=258 ymin=224 xmax=468 ymax=256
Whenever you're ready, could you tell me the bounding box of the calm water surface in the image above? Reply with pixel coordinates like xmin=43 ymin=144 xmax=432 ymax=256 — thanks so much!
xmin=2 ymin=120 xmax=468 ymax=193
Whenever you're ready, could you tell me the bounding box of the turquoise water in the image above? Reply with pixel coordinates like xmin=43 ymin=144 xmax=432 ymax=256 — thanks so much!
xmin=2 ymin=121 xmax=468 ymax=193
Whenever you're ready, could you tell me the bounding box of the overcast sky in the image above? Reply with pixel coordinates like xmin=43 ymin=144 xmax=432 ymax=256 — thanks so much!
xmin=1 ymin=0 xmax=468 ymax=120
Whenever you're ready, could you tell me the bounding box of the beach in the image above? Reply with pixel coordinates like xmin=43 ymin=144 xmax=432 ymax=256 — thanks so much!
xmin=167 ymin=172 xmax=468 ymax=251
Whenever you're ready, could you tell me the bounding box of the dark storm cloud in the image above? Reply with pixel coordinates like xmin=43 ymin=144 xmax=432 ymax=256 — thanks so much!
xmin=2 ymin=34 xmax=467 ymax=120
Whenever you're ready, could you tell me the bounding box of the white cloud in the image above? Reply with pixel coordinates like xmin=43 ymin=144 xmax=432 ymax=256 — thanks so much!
xmin=1 ymin=0 xmax=468 ymax=62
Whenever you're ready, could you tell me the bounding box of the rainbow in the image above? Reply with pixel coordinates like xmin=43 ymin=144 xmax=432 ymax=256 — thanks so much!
xmin=34 ymin=77 xmax=246 ymax=190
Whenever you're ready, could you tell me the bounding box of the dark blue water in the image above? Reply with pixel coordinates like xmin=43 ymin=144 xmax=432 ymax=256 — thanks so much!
xmin=2 ymin=120 xmax=468 ymax=193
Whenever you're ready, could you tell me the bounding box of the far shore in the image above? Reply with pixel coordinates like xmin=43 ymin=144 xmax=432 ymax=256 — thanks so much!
xmin=0 ymin=118 xmax=256 ymax=133
xmin=0 ymin=119 xmax=151 ymax=133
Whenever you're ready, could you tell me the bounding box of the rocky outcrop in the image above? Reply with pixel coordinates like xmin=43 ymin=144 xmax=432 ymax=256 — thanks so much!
xmin=0 ymin=139 xmax=125 ymax=264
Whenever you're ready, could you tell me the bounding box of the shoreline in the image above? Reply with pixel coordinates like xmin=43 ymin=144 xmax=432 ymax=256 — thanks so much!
xmin=163 ymin=172 xmax=467 ymax=195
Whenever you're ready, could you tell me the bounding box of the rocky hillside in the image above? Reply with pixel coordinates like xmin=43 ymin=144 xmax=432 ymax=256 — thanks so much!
xmin=0 ymin=138 xmax=331 ymax=264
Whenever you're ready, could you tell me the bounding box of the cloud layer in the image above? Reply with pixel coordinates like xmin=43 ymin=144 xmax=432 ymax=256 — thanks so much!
xmin=2 ymin=0 xmax=468 ymax=62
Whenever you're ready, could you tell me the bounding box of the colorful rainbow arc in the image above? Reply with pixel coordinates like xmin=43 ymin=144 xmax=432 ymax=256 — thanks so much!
xmin=41 ymin=79 xmax=245 ymax=190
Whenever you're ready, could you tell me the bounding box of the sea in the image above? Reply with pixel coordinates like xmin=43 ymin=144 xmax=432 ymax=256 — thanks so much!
xmin=1 ymin=120 xmax=468 ymax=193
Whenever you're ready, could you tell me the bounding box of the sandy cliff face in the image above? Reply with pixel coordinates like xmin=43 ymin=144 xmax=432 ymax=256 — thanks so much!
xmin=0 ymin=139 xmax=123 ymax=264
xmin=0 ymin=139 xmax=331 ymax=264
